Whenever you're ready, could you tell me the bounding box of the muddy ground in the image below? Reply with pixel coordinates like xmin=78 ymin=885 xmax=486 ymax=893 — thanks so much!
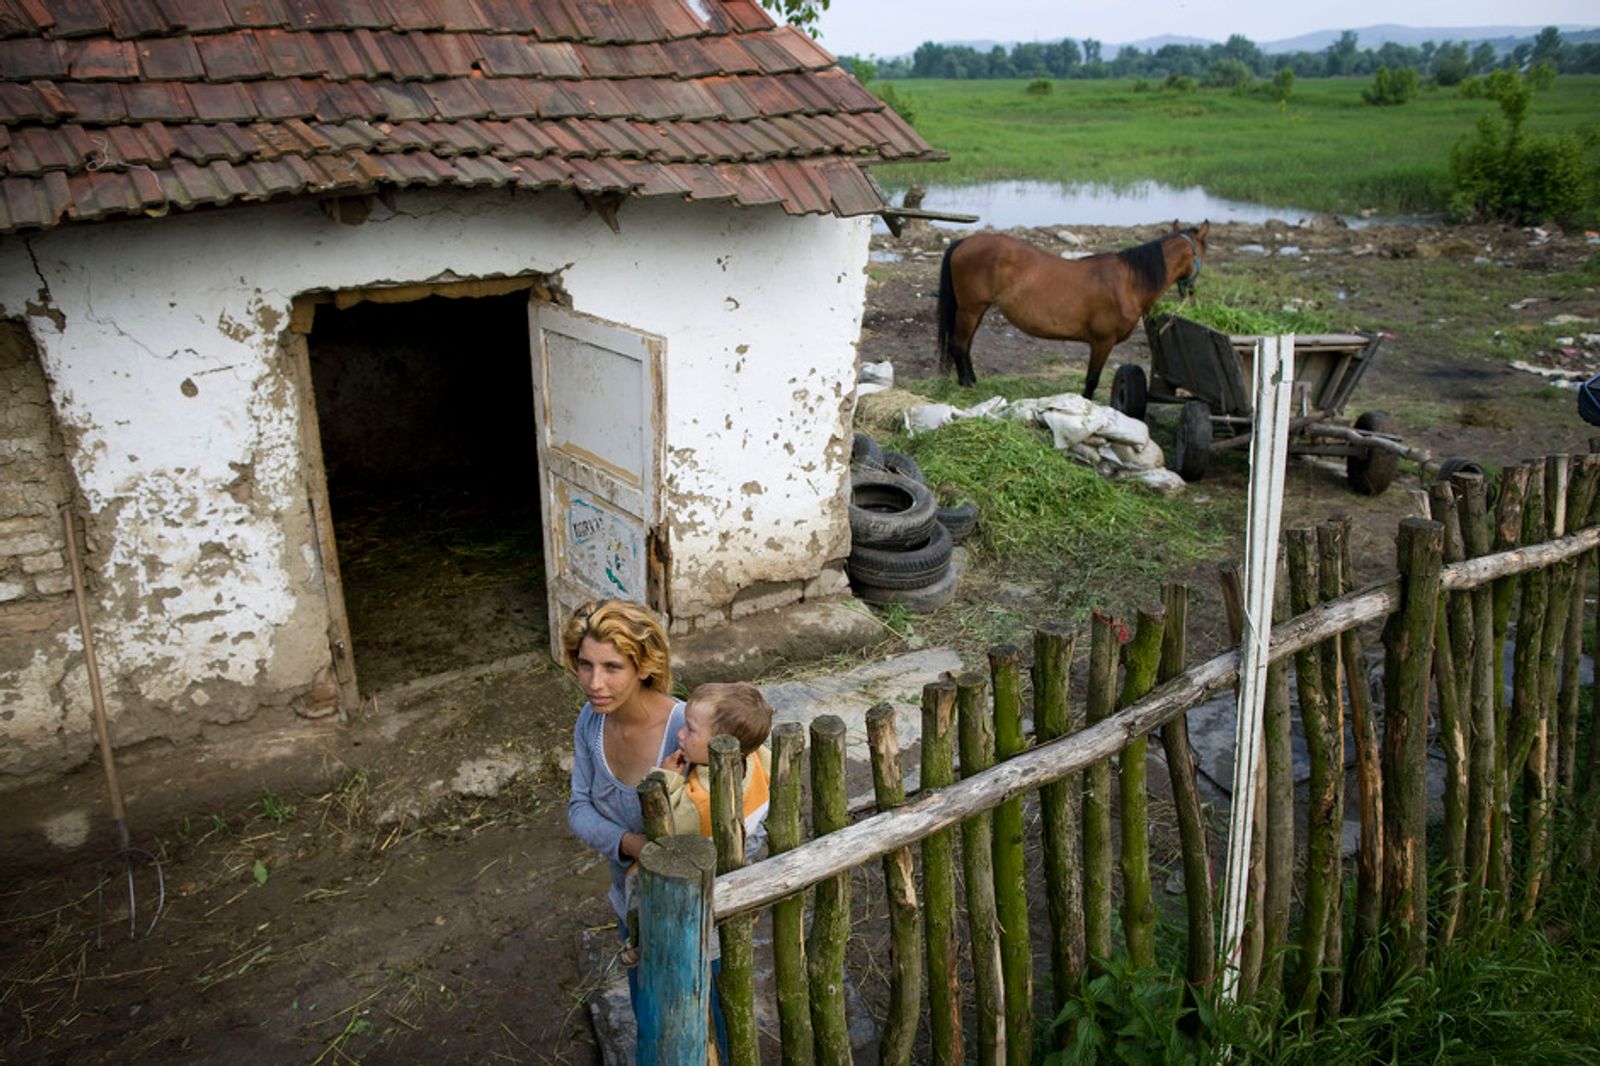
xmin=2 ymin=217 xmax=1598 ymax=1064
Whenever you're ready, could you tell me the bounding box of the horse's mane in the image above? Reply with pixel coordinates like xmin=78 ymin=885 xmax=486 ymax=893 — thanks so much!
xmin=1116 ymin=229 xmax=1191 ymax=297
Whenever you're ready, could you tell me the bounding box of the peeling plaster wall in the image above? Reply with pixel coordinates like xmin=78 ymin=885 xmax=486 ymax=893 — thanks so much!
xmin=0 ymin=189 xmax=867 ymax=783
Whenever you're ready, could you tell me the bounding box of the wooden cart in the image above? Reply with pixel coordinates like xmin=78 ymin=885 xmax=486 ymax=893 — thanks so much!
xmin=1113 ymin=311 xmax=1475 ymax=494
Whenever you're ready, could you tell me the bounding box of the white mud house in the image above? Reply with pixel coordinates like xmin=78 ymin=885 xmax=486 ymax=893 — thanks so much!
xmin=0 ymin=0 xmax=938 ymax=785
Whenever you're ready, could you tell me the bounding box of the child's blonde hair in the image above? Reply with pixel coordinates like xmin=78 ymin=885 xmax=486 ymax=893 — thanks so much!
xmin=559 ymin=599 xmax=673 ymax=695
xmin=689 ymin=682 xmax=773 ymax=755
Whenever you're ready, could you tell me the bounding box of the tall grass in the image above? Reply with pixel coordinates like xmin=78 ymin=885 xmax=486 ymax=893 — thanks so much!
xmin=873 ymin=77 xmax=1600 ymax=217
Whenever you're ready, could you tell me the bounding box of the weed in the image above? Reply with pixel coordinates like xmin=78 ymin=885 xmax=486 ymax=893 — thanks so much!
xmin=253 ymin=790 xmax=297 ymax=825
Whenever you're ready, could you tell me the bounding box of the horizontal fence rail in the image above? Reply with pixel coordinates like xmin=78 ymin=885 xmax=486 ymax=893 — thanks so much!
xmin=712 ymin=522 xmax=1600 ymax=921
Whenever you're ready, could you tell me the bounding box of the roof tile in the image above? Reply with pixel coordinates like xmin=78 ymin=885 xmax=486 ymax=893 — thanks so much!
xmin=104 ymin=0 xmax=176 ymax=37
xmin=257 ymin=28 xmax=329 ymax=77
xmin=155 ymin=0 xmax=234 ymax=33
xmin=196 ymin=30 xmax=273 ymax=79
xmin=0 ymin=39 xmax=68 ymax=78
xmin=68 ymin=36 xmax=140 ymax=78
xmin=245 ymin=78 xmax=313 ymax=119
xmin=0 ymin=0 xmax=939 ymax=231
xmin=221 ymin=0 xmax=292 ymax=28
xmin=183 ymin=79 xmax=257 ymax=120
xmin=137 ymin=35 xmax=205 ymax=78
xmin=42 ymin=0 xmax=114 ymax=39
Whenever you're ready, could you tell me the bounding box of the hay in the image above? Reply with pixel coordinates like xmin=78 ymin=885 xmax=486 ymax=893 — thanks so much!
xmin=854 ymin=387 xmax=928 ymax=435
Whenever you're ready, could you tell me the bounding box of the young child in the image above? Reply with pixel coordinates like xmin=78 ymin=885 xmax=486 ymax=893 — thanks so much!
xmin=656 ymin=681 xmax=773 ymax=861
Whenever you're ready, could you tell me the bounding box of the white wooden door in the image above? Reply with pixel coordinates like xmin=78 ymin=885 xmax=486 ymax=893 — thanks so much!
xmin=529 ymin=303 xmax=666 ymax=658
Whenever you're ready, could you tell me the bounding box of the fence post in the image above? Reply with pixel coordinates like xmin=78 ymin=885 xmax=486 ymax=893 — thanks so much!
xmin=958 ymin=670 xmax=1006 ymax=1065
xmin=1556 ymin=455 xmax=1600 ymax=818
xmin=1337 ymin=517 xmax=1384 ymax=1008
xmin=989 ymin=645 xmax=1034 ymax=1066
xmin=921 ymin=680 xmax=963 ymax=1065
xmin=1427 ymin=484 xmax=1470 ymax=951
xmin=1033 ymin=622 xmax=1083 ymax=1032
xmin=866 ymin=702 xmax=921 ymax=1066
xmin=1509 ymin=460 xmax=1549 ymax=922
xmin=1287 ymin=527 xmax=1337 ymax=1022
xmin=1381 ymin=517 xmax=1444 ymax=979
xmin=1158 ymin=584 xmax=1215 ymax=996
xmin=1118 ymin=608 xmax=1165 ymax=971
xmin=1488 ymin=463 xmax=1530 ymax=918
xmin=806 ymin=715 xmax=851 ymax=1064
xmin=636 ymin=836 xmax=715 ymax=1066
xmin=1457 ymin=471 xmax=1496 ymax=924
xmin=1314 ymin=519 xmax=1348 ymax=1020
xmin=709 ymin=735 xmax=758 ymax=1065
xmin=1082 ymin=611 xmax=1119 ymax=975
xmin=766 ymin=722 xmax=813 ymax=1066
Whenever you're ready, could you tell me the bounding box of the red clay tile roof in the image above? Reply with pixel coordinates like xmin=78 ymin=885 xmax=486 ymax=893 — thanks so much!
xmin=0 ymin=0 xmax=941 ymax=233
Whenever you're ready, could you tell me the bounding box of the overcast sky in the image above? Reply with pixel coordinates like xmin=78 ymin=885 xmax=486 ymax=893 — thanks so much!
xmin=811 ymin=3 xmax=1598 ymax=58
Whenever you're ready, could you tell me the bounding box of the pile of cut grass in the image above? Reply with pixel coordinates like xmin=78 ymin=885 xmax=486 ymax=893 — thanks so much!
xmin=890 ymin=415 xmax=1219 ymax=579
xmin=1149 ymin=296 xmax=1338 ymax=336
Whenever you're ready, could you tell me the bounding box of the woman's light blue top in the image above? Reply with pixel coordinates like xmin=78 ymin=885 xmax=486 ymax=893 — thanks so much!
xmin=567 ymin=699 xmax=686 ymax=918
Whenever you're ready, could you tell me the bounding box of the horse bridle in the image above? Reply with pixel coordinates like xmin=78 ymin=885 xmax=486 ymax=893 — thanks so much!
xmin=1175 ymin=229 xmax=1203 ymax=297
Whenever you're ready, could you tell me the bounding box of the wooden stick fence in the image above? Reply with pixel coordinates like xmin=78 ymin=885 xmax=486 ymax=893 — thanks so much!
xmin=634 ymin=453 xmax=1600 ymax=1062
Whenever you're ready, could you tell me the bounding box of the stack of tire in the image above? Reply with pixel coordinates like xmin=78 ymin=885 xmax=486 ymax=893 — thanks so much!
xmin=847 ymin=432 xmax=978 ymax=613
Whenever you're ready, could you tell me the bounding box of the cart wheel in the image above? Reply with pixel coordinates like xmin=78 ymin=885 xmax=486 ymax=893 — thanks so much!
xmin=1434 ymin=456 xmax=1484 ymax=484
xmin=1173 ymin=400 xmax=1213 ymax=481
xmin=1110 ymin=364 xmax=1148 ymax=422
xmin=1347 ymin=411 xmax=1399 ymax=496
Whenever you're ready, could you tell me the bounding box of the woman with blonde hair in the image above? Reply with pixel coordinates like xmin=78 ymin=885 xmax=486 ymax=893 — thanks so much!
xmin=562 ymin=599 xmax=684 ymax=923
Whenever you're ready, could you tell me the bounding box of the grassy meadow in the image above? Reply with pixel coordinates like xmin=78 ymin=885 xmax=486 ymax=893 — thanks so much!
xmin=872 ymin=76 xmax=1600 ymax=218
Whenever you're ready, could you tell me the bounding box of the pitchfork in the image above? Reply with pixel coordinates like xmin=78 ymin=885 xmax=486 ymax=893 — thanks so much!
xmin=61 ymin=506 xmax=165 ymax=944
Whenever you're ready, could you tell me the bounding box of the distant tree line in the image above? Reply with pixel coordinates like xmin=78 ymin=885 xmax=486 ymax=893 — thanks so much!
xmin=845 ymin=27 xmax=1598 ymax=83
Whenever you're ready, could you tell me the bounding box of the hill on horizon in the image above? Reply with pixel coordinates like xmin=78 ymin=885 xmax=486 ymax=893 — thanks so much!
xmin=878 ymin=24 xmax=1598 ymax=61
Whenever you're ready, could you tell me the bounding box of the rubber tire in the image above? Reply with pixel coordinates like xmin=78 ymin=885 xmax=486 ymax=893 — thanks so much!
xmin=881 ymin=450 xmax=925 ymax=485
xmin=854 ymin=565 xmax=959 ymax=613
xmin=851 ymin=431 xmax=884 ymax=469
xmin=1111 ymin=364 xmax=1149 ymax=422
xmin=936 ymin=501 xmax=979 ymax=544
xmin=1173 ymin=400 xmax=1213 ymax=482
xmin=847 ymin=523 xmax=953 ymax=590
xmin=1434 ymin=456 xmax=1484 ymax=484
xmin=1347 ymin=411 xmax=1400 ymax=496
xmin=849 ymin=469 xmax=939 ymax=550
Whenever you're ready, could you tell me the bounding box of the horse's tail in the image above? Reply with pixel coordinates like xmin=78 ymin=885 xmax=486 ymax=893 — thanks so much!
xmin=937 ymin=238 xmax=965 ymax=373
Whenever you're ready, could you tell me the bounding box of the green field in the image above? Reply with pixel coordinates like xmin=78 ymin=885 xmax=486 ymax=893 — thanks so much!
xmin=872 ymin=76 xmax=1600 ymax=218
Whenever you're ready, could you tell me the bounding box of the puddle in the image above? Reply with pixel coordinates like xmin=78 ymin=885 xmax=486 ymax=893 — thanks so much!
xmin=880 ymin=179 xmax=1435 ymax=232
xmin=868 ymin=249 xmax=903 ymax=263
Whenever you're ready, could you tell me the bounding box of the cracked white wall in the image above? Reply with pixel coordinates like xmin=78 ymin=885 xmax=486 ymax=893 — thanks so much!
xmin=0 ymin=188 xmax=869 ymax=782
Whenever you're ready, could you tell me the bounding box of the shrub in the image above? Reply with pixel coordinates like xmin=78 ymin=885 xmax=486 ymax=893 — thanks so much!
xmin=1025 ymin=78 xmax=1052 ymax=96
xmin=1163 ymin=73 xmax=1197 ymax=94
xmin=1203 ymin=58 xmax=1254 ymax=91
xmin=1450 ymin=68 xmax=1596 ymax=224
xmin=1363 ymin=65 xmax=1419 ymax=105
xmin=873 ymin=82 xmax=916 ymax=126
xmin=1268 ymin=67 xmax=1295 ymax=102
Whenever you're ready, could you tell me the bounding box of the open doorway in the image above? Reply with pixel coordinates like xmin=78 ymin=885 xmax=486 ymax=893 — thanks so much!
xmin=305 ymin=292 xmax=546 ymax=692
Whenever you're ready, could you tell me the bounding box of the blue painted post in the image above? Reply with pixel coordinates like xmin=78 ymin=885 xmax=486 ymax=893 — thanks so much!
xmin=635 ymin=835 xmax=716 ymax=1065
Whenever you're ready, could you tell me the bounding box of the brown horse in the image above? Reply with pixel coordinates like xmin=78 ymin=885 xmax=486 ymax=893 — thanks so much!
xmin=937 ymin=221 xmax=1208 ymax=399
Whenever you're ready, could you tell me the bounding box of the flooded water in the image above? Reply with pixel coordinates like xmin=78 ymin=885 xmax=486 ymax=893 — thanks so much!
xmin=881 ymin=179 xmax=1427 ymax=231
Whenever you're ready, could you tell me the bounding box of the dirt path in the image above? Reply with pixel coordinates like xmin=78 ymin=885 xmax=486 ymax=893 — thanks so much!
xmin=3 ymin=217 xmax=1597 ymax=1064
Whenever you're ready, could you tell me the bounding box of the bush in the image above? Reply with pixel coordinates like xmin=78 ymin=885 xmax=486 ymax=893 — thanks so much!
xmin=1203 ymin=58 xmax=1254 ymax=91
xmin=873 ymin=82 xmax=916 ymax=126
xmin=1363 ymin=65 xmax=1420 ymax=105
xmin=1163 ymin=73 xmax=1197 ymax=94
xmin=1450 ymin=68 xmax=1596 ymax=224
xmin=1025 ymin=78 xmax=1052 ymax=96
xmin=1451 ymin=121 xmax=1590 ymax=224
xmin=1268 ymin=67 xmax=1295 ymax=102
